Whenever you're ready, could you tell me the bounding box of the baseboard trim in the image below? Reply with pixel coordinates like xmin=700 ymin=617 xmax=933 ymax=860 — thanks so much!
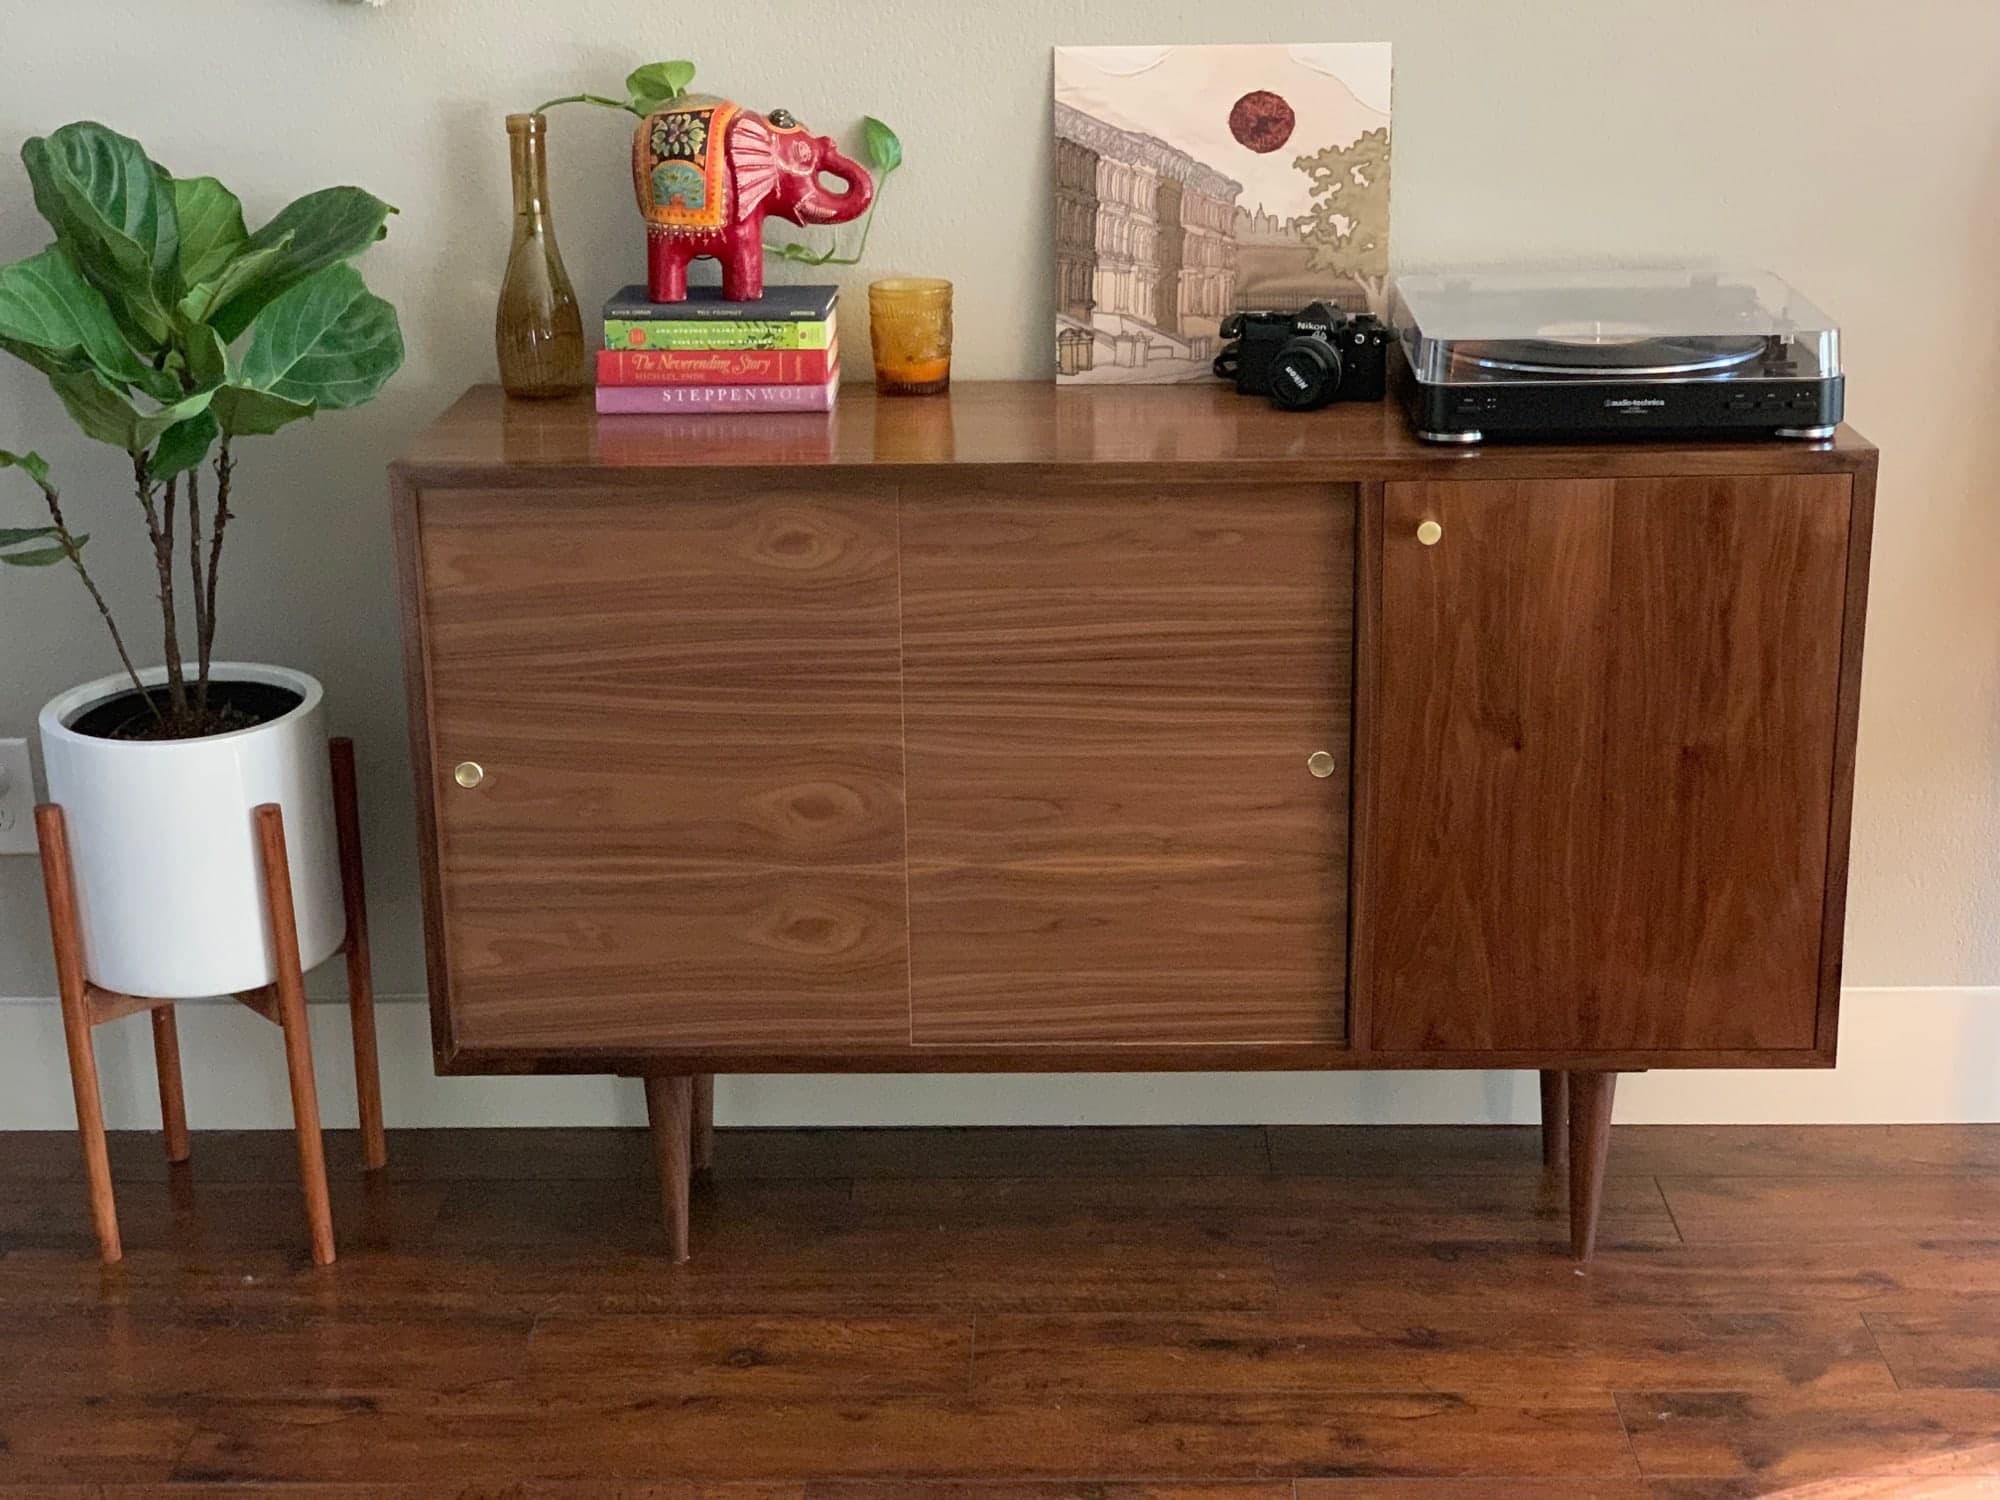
xmin=0 ymin=987 xmax=1991 ymax=1129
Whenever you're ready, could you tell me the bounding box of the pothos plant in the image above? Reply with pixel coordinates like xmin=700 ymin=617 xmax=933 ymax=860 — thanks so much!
xmin=534 ymin=60 xmax=904 ymax=268
xmin=0 ymin=121 xmax=403 ymax=738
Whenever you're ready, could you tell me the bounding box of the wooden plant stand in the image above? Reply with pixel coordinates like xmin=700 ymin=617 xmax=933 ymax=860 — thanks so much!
xmin=34 ymin=737 xmax=386 ymax=1267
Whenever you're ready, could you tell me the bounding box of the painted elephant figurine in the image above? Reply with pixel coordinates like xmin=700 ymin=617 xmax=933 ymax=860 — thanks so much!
xmin=632 ymin=97 xmax=874 ymax=303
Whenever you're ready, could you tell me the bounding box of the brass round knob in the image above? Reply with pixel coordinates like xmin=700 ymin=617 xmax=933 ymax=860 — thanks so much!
xmin=453 ymin=761 xmax=485 ymax=789
xmin=1417 ymin=519 xmax=1443 ymax=547
xmin=1307 ymin=750 xmax=1337 ymax=779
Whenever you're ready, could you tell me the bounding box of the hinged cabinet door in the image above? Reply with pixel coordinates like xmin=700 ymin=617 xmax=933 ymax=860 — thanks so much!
xmin=417 ymin=485 xmax=911 ymax=1058
xmin=1365 ymin=475 xmax=1854 ymax=1054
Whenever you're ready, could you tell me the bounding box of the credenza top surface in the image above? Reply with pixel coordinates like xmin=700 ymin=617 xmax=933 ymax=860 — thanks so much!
xmin=393 ymin=381 xmax=1876 ymax=487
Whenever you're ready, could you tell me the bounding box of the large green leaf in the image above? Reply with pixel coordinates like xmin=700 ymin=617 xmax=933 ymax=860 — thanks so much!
xmin=0 ymin=245 xmax=163 ymax=392
xmin=208 ymin=187 xmax=396 ymax=341
xmin=627 ymin=60 xmax=696 ymax=112
xmin=47 ymin=368 xmax=214 ymax=453
xmin=152 ymin=410 xmax=219 ymax=478
xmin=0 ymin=449 xmax=53 ymax=490
xmin=0 ymin=525 xmax=82 ymax=567
xmin=237 ymin=263 xmax=402 ymax=410
xmin=172 ymin=175 xmax=247 ymax=289
xmin=211 ymin=384 xmax=316 ymax=438
xmin=21 ymin=122 xmax=181 ymax=349
xmin=863 ymin=116 xmax=903 ymax=173
xmin=178 ymin=234 xmax=291 ymax=325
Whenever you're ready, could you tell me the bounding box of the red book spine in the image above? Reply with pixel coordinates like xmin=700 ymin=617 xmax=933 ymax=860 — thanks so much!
xmin=596 ymin=348 xmax=837 ymax=386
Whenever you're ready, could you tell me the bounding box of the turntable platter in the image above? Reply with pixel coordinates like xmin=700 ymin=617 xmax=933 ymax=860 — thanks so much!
xmin=1450 ymin=329 xmax=1769 ymax=378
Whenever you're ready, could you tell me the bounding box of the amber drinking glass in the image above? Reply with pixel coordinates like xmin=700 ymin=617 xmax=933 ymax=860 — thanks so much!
xmin=868 ymin=277 xmax=953 ymax=396
xmin=496 ymin=113 xmax=587 ymax=399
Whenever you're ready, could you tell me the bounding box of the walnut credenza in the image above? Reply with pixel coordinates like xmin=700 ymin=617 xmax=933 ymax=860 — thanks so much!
xmin=390 ymin=382 xmax=1876 ymax=1261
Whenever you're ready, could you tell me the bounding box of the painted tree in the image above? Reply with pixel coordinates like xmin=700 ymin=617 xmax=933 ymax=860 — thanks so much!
xmin=1292 ymin=127 xmax=1392 ymax=315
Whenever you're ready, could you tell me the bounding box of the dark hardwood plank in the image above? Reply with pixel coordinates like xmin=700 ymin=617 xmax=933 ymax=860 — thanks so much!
xmin=100 ymin=1487 xmax=805 ymax=1499
xmin=1299 ymin=1485 xmax=1652 ymax=1499
xmin=970 ymin=1311 xmax=1430 ymax=1395
xmin=1619 ymin=1389 xmax=2000 ymax=1482
xmin=1866 ymin=1303 xmax=2000 ymax=1390
xmin=418 ymin=483 xmax=910 ymax=1056
xmin=854 ymin=1171 xmax=1681 ymax=1251
xmin=0 ymin=1401 xmax=193 ymax=1486
xmin=709 ymin=1125 xmax=1272 ymax=1179
xmin=525 ymin=1315 xmax=974 ymax=1399
xmin=1647 ymin=1481 xmax=2000 ymax=1499
xmin=901 ymin=482 xmax=1352 ymax=1046
xmin=1659 ymin=1176 xmax=2000 ymax=1245
xmin=807 ymin=1487 xmax=1291 ymax=1499
xmin=171 ymin=1391 xmax=1635 ymax=1484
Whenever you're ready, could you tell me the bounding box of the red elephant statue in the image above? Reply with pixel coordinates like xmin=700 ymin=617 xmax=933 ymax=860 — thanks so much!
xmin=632 ymin=97 xmax=874 ymax=303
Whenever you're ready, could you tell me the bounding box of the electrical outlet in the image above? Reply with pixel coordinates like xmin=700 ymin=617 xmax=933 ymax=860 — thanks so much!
xmin=0 ymin=739 xmax=35 ymax=854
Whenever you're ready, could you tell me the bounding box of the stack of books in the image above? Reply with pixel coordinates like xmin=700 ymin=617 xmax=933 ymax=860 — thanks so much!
xmin=595 ymin=284 xmax=840 ymax=415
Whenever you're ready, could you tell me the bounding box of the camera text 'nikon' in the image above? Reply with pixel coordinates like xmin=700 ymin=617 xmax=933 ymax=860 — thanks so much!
xmin=1215 ymin=303 xmax=1389 ymax=411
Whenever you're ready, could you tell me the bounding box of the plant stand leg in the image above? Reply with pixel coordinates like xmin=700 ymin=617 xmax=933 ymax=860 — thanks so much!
xmin=151 ymin=1005 xmax=191 ymax=1165
xmin=330 ymin=739 xmax=386 ymax=1171
xmin=255 ymin=804 xmax=336 ymax=1267
xmin=1565 ymin=1070 xmax=1618 ymax=1263
xmin=692 ymin=1074 xmax=715 ymax=1175
xmin=1539 ymin=1070 xmax=1568 ymax=1170
xmin=35 ymin=805 xmax=121 ymax=1264
xmin=644 ymin=1074 xmax=694 ymax=1262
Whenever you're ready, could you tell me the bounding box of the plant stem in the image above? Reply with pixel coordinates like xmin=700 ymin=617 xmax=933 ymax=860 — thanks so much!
xmin=28 ymin=467 xmax=157 ymax=721
xmin=187 ymin=465 xmax=207 ymax=711
xmin=532 ymin=92 xmax=637 ymax=115
xmin=764 ymin=164 xmax=894 ymax=267
xmin=197 ymin=440 xmax=233 ymax=720
xmin=132 ymin=452 xmax=188 ymax=722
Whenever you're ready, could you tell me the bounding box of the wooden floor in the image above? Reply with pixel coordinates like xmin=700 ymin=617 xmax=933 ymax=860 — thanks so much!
xmin=7 ymin=1125 xmax=2000 ymax=1497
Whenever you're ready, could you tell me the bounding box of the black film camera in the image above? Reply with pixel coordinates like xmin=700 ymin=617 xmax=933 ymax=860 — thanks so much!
xmin=1214 ymin=303 xmax=1389 ymax=411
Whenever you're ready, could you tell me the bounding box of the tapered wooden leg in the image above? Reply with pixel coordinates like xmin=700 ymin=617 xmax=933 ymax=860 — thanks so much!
xmin=644 ymin=1074 xmax=694 ymax=1262
xmin=329 ymin=739 xmax=386 ymax=1171
xmin=692 ymin=1075 xmax=715 ymax=1174
xmin=151 ymin=1005 xmax=191 ymax=1165
xmin=1565 ymin=1070 xmax=1618 ymax=1263
xmin=35 ymin=805 xmax=121 ymax=1264
xmin=255 ymin=804 xmax=336 ymax=1267
xmin=1539 ymin=1070 xmax=1568 ymax=1170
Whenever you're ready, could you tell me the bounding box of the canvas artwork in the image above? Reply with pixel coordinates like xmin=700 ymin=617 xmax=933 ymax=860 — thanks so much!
xmin=1054 ymin=43 xmax=1392 ymax=384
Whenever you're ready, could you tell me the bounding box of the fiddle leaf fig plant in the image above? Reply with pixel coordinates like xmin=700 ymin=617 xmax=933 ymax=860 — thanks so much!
xmin=0 ymin=121 xmax=404 ymax=738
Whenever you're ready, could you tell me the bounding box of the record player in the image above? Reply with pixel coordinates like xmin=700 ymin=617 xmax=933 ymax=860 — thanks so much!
xmin=1389 ymin=269 xmax=1844 ymax=443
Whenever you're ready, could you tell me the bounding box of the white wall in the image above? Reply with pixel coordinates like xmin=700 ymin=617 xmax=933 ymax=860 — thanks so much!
xmin=1 ymin=0 xmax=1996 ymax=1128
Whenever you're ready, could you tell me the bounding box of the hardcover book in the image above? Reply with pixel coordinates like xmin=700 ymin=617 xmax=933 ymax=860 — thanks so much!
xmin=596 ymin=347 xmax=838 ymax=386
xmin=604 ymin=314 xmax=837 ymax=352
xmin=595 ymin=371 xmax=841 ymax=415
xmin=603 ymin=283 xmax=839 ymax=323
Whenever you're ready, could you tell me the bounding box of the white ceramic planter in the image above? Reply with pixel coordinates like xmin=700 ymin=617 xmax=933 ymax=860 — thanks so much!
xmin=39 ymin=663 xmax=344 ymax=1000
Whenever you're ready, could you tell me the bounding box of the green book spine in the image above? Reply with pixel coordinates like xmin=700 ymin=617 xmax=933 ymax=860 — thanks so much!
xmin=604 ymin=319 xmax=834 ymax=351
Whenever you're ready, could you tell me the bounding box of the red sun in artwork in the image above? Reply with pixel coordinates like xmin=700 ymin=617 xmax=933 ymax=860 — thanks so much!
xmin=1228 ymin=90 xmax=1296 ymax=153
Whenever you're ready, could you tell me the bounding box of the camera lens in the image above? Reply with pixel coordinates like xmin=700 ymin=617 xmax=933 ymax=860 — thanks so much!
xmin=1267 ymin=337 xmax=1343 ymax=411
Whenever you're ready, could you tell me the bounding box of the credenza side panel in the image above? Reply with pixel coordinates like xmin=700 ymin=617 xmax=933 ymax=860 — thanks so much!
xmin=1367 ymin=473 xmax=1853 ymax=1053
xmin=901 ymin=481 xmax=1353 ymax=1047
xmin=416 ymin=483 xmax=911 ymax=1055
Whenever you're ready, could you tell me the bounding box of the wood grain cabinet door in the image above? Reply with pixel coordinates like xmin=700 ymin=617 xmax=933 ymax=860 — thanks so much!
xmin=901 ymin=483 xmax=1353 ymax=1047
xmin=1364 ymin=476 xmax=1855 ymax=1054
xmin=415 ymin=484 xmax=910 ymax=1058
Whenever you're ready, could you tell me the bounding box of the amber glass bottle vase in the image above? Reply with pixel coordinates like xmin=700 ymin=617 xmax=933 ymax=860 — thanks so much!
xmin=496 ymin=113 xmax=587 ymax=399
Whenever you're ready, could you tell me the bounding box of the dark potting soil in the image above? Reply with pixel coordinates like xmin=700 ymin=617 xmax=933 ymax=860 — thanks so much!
xmin=67 ymin=679 xmax=304 ymax=742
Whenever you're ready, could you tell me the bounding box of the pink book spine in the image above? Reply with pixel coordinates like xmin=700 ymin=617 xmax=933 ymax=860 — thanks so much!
xmin=594 ymin=375 xmax=839 ymax=414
